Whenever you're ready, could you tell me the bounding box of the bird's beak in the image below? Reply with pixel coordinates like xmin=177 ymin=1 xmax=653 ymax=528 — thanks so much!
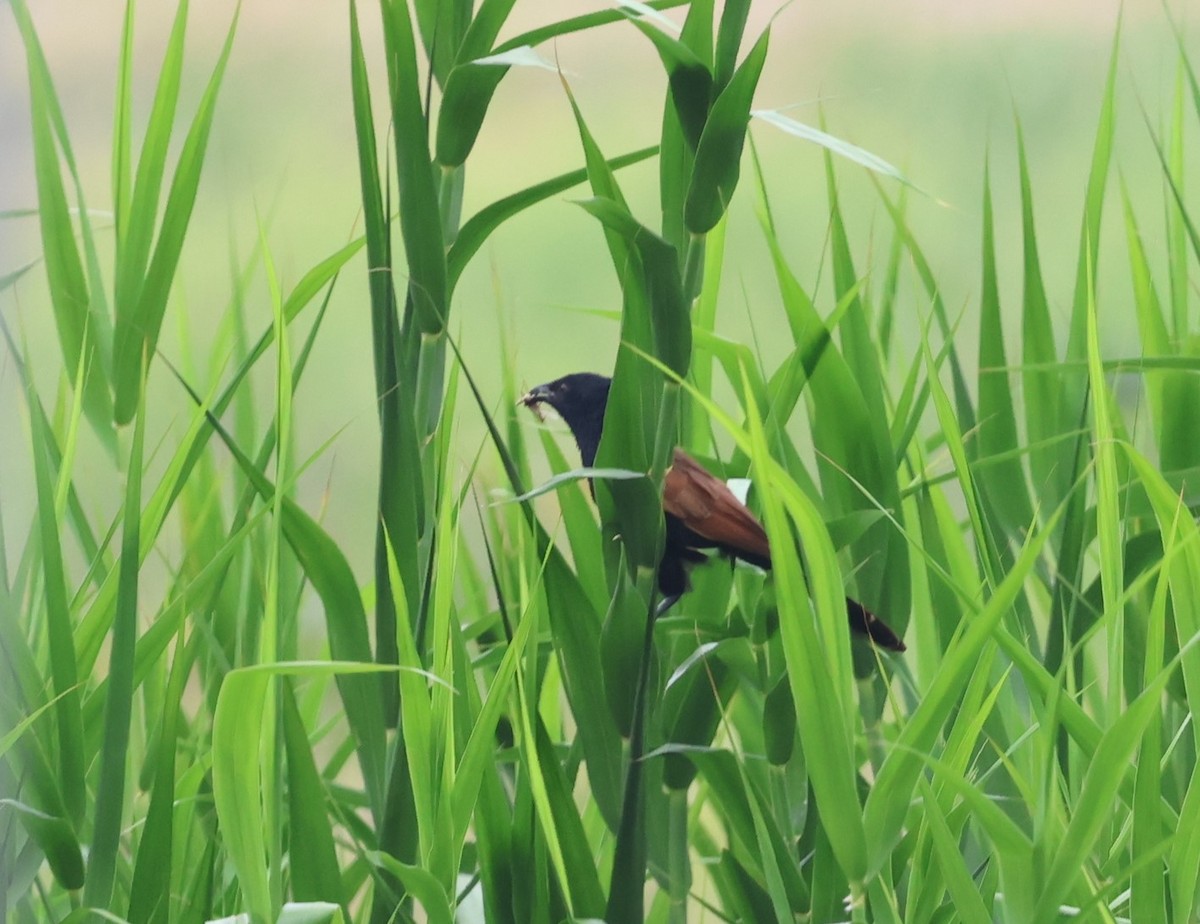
xmin=518 ymin=383 xmax=553 ymax=422
xmin=519 ymin=383 xmax=552 ymax=408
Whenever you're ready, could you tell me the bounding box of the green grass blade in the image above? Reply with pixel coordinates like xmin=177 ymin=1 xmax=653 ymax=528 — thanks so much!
xmin=447 ymin=145 xmax=657 ymax=294
xmin=412 ymin=0 xmax=470 ymax=88
xmin=916 ymin=778 xmax=992 ymax=924
xmin=435 ymin=0 xmax=685 ymax=166
xmin=0 ymin=800 xmax=85 ymax=891
xmin=1085 ymin=254 xmax=1124 ymax=714
xmin=751 ymin=156 xmax=909 ymax=632
xmin=685 ymin=206 xmax=724 ymax=448
xmin=22 ymin=52 xmax=109 ymax=434
xmin=684 ymin=28 xmax=768 ymax=234
xmin=977 ymin=160 xmax=1034 ymax=535
xmin=456 ymin=0 xmax=519 ymax=62
xmin=281 ymin=682 xmax=344 ymax=907
xmin=170 ymin=375 xmax=390 ymax=821
xmin=447 ymin=538 xmax=536 ymax=851
xmin=111 ymin=0 xmax=135 ymax=238
xmin=1171 ymin=761 xmax=1200 ymax=924
xmin=368 ymin=851 xmax=453 ymax=924
xmin=112 ymin=6 xmax=238 ymax=423
xmin=532 ymin=434 xmax=607 ymax=610
xmin=349 ymin=0 xmax=423 ymax=727
xmin=533 ymin=721 xmax=607 ymax=919
xmin=823 ymin=155 xmax=911 ymax=628
xmin=446 ymin=334 xmax=625 ymax=829
xmin=1131 ymin=563 xmax=1169 ymax=923
xmin=378 ymin=0 xmax=447 ymax=335
xmin=127 ymin=629 xmax=192 ymax=924
xmin=757 ymin=111 xmax=912 ymax=187
xmin=25 ymin=371 xmax=86 ymax=827
xmin=1032 ymin=671 xmax=1175 ymax=923
xmin=1015 ymin=119 xmax=1066 ymax=511
xmin=871 ymin=176 xmax=974 ymax=430
xmin=1121 ymin=184 xmax=1200 ymax=473
xmin=381 ymin=530 xmax=436 ymax=860
xmin=113 ymin=0 xmax=188 ymax=306
xmin=561 ymin=85 xmax=666 ymax=571
xmin=742 ymin=371 xmax=868 ymax=885
xmin=512 ymin=634 xmax=580 ymax=919
xmin=1063 ymin=22 xmax=1118 ymax=374
xmin=1123 ymin=450 xmax=1200 ymax=923
xmin=9 ymin=0 xmax=115 ymax=444
xmin=84 ymin=363 xmax=146 ymax=908
xmin=864 ymin=505 xmax=1062 ymax=874
xmin=213 ymin=663 xmax=397 ymax=923
xmin=712 ymin=0 xmax=749 ymax=92
xmin=659 ymin=0 xmax=714 ymax=252
xmin=1167 ymin=64 xmax=1189 ymax=338
xmin=436 ymin=63 xmax=518 ymax=169
xmin=212 ymin=667 xmax=276 ymax=924
xmin=623 ymin=14 xmax=712 ymax=149
xmin=576 ymin=197 xmax=690 ymax=378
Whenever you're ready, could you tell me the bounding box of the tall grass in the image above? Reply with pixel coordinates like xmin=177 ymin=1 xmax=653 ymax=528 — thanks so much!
xmin=3 ymin=2 xmax=1200 ymax=923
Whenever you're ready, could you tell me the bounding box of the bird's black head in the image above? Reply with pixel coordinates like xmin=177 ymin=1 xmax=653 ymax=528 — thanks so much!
xmin=520 ymin=372 xmax=611 ymax=466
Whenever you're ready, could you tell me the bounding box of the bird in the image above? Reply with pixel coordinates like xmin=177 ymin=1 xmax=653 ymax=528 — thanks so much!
xmin=520 ymin=372 xmax=906 ymax=652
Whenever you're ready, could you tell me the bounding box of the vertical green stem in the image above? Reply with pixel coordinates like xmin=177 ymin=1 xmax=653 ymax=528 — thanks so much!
xmin=667 ymin=788 xmax=690 ymax=924
xmin=681 ymin=232 xmax=707 ymax=307
xmin=415 ymin=331 xmax=447 ymax=438
xmin=652 ymin=381 xmax=682 ymax=479
xmin=439 ymin=164 xmax=464 ymax=243
xmin=687 ymin=217 xmax=725 ymax=454
xmin=606 ymin=574 xmax=660 ymax=924
xmin=679 ymin=230 xmax=707 ymax=449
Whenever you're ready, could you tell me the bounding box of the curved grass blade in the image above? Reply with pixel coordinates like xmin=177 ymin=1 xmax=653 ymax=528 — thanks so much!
xmin=127 ymin=629 xmax=193 ymax=924
xmin=712 ymin=0 xmax=748 ymax=92
xmin=435 ymin=0 xmax=686 ymax=166
xmin=112 ymin=0 xmax=188 ymax=313
xmin=378 ymin=0 xmax=446 ymax=335
xmin=976 ymin=160 xmax=1034 ymax=536
xmin=1015 ymin=119 xmax=1066 ymax=513
xmin=84 ymin=365 xmax=146 ymax=908
xmin=576 ymin=197 xmax=690 ymax=378
xmin=742 ymin=371 xmax=868 ymax=886
xmin=169 ymin=374 xmax=390 ymax=822
xmin=1031 ymin=669 xmax=1177 ymax=923
xmin=443 ymin=332 xmax=624 ymax=830
xmin=25 ymin=369 xmax=85 ymax=827
xmin=447 ymin=145 xmax=658 ymax=294
xmin=562 ymin=88 xmax=666 ymax=571
xmin=684 ymin=29 xmax=768 ymax=234
xmin=112 ymin=6 xmax=239 ymax=423
xmin=498 ymin=466 xmax=646 ymax=504
xmin=281 ymin=682 xmax=345 ymax=908
xmin=863 ymin=502 xmax=1064 ymax=876
xmin=349 ymin=0 xmax=422 ymax=726
xmin=754 ymin=109 xmax=912 ymax=188
xmin=368 ymin=852 xmax=453 ymax=924
xmin=213 ymin=663 xmax=398 ymax=924
xmin=623 ymin=15 xmax=712 ymax=149
xmin=0 ymin=801 xmax=84 ymax=891
xmin=10 ymin=0 xmax=115 ymax=447
xmin=19 ymin=38 xmax=111 ymax=436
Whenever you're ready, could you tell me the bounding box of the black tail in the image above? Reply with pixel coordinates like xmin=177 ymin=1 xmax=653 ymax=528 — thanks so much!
xmin=845 ymin=597 xmax=906 ymax=652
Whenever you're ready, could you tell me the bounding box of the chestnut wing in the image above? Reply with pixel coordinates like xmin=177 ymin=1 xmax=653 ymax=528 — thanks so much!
xmin=663 ymin=449 xmax=771 ymax=562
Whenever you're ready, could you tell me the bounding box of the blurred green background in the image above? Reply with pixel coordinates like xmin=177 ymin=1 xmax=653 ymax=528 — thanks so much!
xmin=0 ymin=0 xmax=1190 ymax=579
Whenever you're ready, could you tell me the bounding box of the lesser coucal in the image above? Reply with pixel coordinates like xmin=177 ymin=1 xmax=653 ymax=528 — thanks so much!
xmin=520 ymin=372 xmax=905 ymax=652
